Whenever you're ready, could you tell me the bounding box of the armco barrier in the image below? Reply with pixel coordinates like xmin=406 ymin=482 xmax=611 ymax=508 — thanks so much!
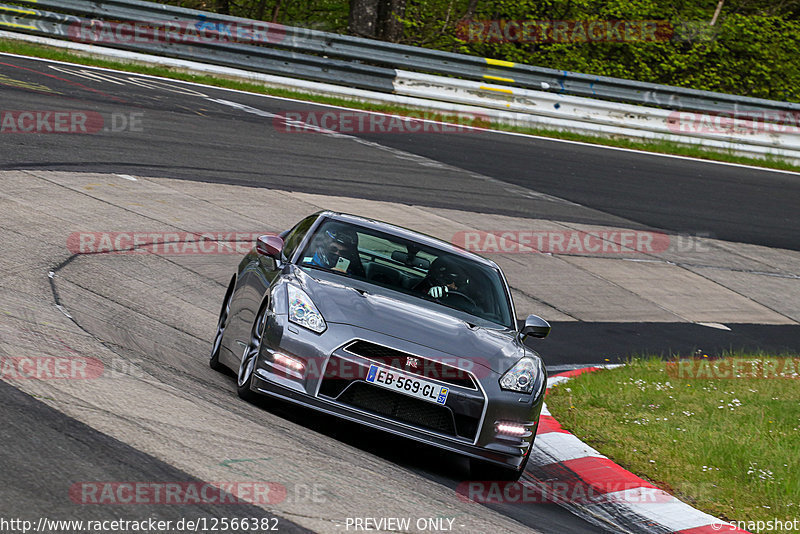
xmin=8 ymin=0 xmax=800 ymax=120
xmin=393 ymin=71 xmax=800 ymax=160
xmin=0 ymin=1 xmax=397 ymax=92
xmin=2 ymin=0 xmax=800 ymax=162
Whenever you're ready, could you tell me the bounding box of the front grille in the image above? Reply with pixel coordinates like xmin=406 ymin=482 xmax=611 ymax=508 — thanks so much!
xmin=345 ymin=340 xmax=477 ymax=390
xmin=337 ymin=382 xmax=457 ymax=437
xmin=318 ymin=352 xmax=484 ymax=441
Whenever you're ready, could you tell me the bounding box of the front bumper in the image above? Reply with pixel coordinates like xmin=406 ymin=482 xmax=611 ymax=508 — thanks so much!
xmin=250 ymin=314 xmax=546 ymax=469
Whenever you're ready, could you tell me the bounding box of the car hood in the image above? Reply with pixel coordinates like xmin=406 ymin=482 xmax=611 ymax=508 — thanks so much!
xmin=296 ymin=270 xmax=527 ymax=374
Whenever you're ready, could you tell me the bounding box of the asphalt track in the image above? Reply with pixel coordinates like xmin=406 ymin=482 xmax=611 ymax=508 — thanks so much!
xmin=0 ymin=379 xmax=310 ymax=533
xmin=1 ymin=53 xmax=798 ymax=356
xmin=1 ymin=52 xmax=799 ymax=533
xmin=0 ymin=169 xmax=610 ymax=534
xmin=2 ymin=55 xmax=799 ymax=252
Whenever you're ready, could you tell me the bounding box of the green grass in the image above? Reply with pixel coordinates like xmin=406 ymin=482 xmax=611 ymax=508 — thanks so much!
xmin=546 ymin=355 xmax=800 ymax=523
xmin=2 ymin=37 xmax=800 ymax=174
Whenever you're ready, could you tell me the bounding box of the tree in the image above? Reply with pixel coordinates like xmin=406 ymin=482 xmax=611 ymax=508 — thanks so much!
xmin=348 ymin=0 xmax=406 ymax=41
xmin=349 ymin=0 xmax=379 ymax=36
xmin=377 ymin=0 xmax=406 ymax=42
xmin=216 ymin=0 xmax=231 ymax=16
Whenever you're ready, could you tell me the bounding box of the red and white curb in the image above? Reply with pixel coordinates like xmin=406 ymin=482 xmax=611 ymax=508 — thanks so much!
xmin=527 ymin=367 xmax=750 ymax=533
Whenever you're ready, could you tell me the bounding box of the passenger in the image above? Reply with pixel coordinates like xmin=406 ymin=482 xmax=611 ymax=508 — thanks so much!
xmin=307 ymin=223 xmax=365 ymax=277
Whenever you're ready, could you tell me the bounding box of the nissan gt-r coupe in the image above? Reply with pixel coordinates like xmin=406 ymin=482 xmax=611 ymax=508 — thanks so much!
xmin=210 ymin=211 xmax=550 ymax=480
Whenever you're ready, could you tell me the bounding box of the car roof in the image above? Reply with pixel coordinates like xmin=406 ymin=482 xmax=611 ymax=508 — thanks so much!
xmin=319 ymin=211 xmax=500 ymax=269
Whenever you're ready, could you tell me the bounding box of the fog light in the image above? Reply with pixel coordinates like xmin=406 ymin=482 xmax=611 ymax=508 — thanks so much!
xmin=272 ymin=352 xmax=306 ymax=378
xmin=496 ymin=422 xmax=527 ymax=437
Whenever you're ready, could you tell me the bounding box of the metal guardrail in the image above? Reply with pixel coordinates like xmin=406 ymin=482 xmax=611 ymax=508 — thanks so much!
xmin=3 ymin=0 xmax=800 ymax=122
xmin=2 ymin=0 xmax=800 ymax=163
xmin=392 ymin=71 xmax=800 ymax=161
xmin=0 ymin=0 xmax=397 ymax=92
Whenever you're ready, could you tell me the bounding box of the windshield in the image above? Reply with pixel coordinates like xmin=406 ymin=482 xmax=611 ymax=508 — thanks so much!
xmin=297 ymin=218 xmax=514 ymax=328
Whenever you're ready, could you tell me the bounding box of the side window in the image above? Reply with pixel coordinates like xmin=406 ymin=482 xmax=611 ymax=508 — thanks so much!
xmin=282 ymin=214 xmax=318 ymax=261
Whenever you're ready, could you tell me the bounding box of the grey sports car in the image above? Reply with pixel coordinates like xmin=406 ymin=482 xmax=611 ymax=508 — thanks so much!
xmin=210 ymin=211 xmax=550 ymax=480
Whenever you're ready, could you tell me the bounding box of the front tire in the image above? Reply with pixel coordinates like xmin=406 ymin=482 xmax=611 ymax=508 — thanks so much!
xmin=210 ymin=279 xmax=235 ymax=372
xmin=237 ymin=302 xmax=268 ymax=402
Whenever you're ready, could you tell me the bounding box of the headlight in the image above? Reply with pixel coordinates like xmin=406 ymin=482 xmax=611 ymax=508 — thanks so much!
xmin=287 ymin=285 xmax=327 ymax=333
xmin=499 ymin=357 xmax=540 ymax=394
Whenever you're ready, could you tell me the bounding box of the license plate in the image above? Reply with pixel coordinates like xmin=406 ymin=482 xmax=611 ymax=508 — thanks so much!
xmin=365 ymin=364 xmax=449 ymax=405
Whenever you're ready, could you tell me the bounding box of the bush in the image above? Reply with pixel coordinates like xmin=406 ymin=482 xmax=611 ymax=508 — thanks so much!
xmin=160 ymin=0 xmax=800 ymax=102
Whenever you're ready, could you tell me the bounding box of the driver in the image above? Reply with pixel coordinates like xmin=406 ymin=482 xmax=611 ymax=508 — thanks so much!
xmin=415 ymin=256 xmax=469 ymax=299
xmin=307 ymin=223 xmax=365 ymax=277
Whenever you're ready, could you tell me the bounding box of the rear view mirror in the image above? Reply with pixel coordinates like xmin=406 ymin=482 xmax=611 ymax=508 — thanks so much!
xmin=256 ymin=235 xmax=284 ymax=258
xmin=519 ymin=314 xmax=551 ymax=340
xmin=391 ymin=250 xmax=430 ymax=269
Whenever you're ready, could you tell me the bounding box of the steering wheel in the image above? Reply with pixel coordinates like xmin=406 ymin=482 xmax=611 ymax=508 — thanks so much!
xmin=444 ymin=290 xmax=477 ymax=308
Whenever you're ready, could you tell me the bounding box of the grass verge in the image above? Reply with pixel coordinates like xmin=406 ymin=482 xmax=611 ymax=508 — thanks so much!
xmin=2 ymin=37 xmax=799 ymax=174
xmin=546 ymin=355 xmax=800 ymax=523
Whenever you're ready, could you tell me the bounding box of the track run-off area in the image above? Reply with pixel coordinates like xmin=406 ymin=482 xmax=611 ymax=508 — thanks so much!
xmin=1 ymin=52 xmax=799 ymax=533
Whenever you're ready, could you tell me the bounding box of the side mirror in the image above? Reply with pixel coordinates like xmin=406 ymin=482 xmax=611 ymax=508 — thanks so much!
xmin=519 ymin=314 xmax=550 ymax=341
xmin=256 ymin=235 xmax=284 ymax=259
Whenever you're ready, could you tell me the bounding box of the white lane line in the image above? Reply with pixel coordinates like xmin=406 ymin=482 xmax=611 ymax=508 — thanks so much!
xmin=2 ymin=49 xmax=798 ymax=177
xmin=54 ymin=304 xmax=72 ymax=319
xmin=116 ymin=174 xmax=137 ymax=181
xmin=697 ymin=322 xmax=731 ymax=331
xmin=206 ymin=97 xmax=575 ymax=204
